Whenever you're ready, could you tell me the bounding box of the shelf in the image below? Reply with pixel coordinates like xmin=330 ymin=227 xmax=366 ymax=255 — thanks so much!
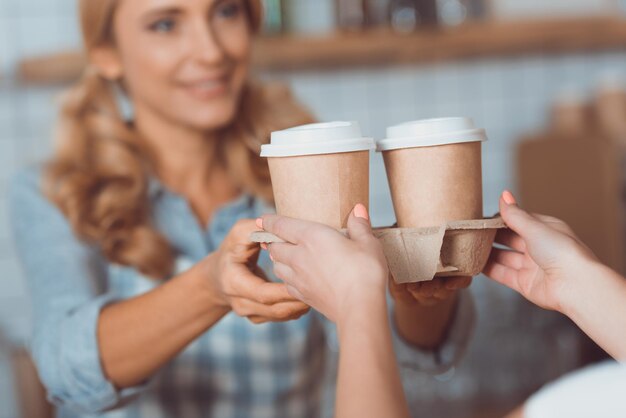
xmin=254 ymin=17 xmax=626 ymax=71
xmin=16 ymin=17 xmax=626 ymax=85
xmin=18 ymin=51 xmax=86 ymax=85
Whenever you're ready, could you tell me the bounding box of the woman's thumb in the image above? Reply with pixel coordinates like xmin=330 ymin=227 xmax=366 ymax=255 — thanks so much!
xmin=347 ymin=204 xmax=374 ymax=242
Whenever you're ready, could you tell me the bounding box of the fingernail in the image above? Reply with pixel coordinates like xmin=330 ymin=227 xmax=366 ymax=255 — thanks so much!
xmin=502 ymin=190 xmax=517 ymax=206
xmin=353 ymin=203 xmax=369 ymax=220
xmin=256 ymin=218 xmax=263 ymax=229
xmin=260 ymin=243 xmax=268 ymax=251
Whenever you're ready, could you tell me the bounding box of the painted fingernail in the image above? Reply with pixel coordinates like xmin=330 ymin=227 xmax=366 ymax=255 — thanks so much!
xmin=502 ymin=190 xmax=517 ymax=206
xmin=354 ymin=203 xmax=369 ymax=220
xmin=256 ymin=218 xmax=263 ymax=229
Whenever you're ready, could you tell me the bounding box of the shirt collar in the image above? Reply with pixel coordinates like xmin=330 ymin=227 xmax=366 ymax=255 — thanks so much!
xmin=147 ymin=176 xmax=256 ymax=216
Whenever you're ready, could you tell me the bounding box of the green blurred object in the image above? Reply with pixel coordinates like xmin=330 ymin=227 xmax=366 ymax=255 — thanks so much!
xmin=262 ymin=0 xmax=284 ymax=34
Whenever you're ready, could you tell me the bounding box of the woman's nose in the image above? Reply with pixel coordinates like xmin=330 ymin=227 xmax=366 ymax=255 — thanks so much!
xmin=190 ymin=21 xmax=227 ymax=65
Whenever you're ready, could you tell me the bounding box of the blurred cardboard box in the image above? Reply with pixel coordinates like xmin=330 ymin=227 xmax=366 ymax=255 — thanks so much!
xmin=517 ymin=90 xmax=626 ymax=275
xmin=517 ymin=134 xmax=625 ymax=274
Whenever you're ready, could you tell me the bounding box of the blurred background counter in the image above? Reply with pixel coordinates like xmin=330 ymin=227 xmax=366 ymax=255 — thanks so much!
xmin=3 ymin=0 xmax=626 ymax=417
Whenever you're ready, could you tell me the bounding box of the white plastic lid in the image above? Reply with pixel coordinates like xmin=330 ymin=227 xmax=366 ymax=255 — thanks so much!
xmin=261 ymin=121 xmax=375 ymax=157
xmin=377 ymin=117 xmax=487 ymax=151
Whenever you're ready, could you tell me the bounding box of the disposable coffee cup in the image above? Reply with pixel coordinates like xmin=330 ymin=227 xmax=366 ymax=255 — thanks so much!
xmin=261 ymin=121 xmax=375 ymax=229
xmin=377 ymin=117 xmax=487 ymax=228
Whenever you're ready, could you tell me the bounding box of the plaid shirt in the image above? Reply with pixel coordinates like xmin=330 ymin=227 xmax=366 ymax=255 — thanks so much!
xmin=11 ymin=168 xmax=474 ymax=418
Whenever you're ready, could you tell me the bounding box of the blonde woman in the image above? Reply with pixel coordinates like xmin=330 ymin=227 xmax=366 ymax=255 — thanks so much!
xmin=10 ymin=0 xmax=474 ymax=416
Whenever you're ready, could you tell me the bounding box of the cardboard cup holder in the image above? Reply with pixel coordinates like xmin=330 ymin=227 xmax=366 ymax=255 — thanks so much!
xmin=250 ymin=217 xmax=506 ymax=284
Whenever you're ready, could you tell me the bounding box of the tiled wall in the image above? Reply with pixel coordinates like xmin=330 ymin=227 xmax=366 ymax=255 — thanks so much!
xmin=2 ymin=1 xmax=626 ymax=417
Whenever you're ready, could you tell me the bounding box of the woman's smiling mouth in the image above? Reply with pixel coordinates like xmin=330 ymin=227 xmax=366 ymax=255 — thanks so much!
xmin=180 ymin=76 xmax=230 ymax=100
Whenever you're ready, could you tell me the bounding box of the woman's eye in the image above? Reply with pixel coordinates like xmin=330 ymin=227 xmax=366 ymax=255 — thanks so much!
xmin=216 ymin=1 xmax=242 ymax=19
xmin=149 ymin=18 xmax=176 ymax=33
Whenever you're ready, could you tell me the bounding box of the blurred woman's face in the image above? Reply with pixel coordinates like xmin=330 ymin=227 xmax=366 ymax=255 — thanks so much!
xmin=112 ymin=0 xmax=252 ymax=131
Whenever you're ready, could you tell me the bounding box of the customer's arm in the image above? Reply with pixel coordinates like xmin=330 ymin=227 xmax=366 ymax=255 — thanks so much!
xmin=336 ymin=290 xmax=409 ymax=418
xmin=261 ymin=206 xmax=411 ymax=418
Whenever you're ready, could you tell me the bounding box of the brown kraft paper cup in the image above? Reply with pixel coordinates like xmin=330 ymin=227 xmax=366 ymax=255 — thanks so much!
xmin=383 ymin=141 xmax=483 ymax=228
xmin=268 ymin=151 xmax=370 ymax=229
xmin=261 ymin=121 xmax=375 ymax=230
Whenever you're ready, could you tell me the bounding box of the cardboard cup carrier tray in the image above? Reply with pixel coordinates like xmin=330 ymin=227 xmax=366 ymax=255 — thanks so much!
xmin=250 ymin=217 xmax=506 ymax=283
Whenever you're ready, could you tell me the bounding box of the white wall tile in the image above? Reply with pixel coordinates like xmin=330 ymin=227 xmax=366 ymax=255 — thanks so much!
xmin=0 ymin=199 xmax=11 ymax=242
xmin=54 ymin=0 xmax=79 ymax=17
xmin=15 ymin=87 xmax=63 ymax=142
xmin=15 ymin=15 xmax=62 ymax=57
xmin=0 ymin=138 xmax=19 ymax=179
xmin=0 ymin=88 xmax=17 ymax=140
xmin=15 ymin=0 xmax=63 ymax=17
xmin=0 ymin=17 xmax=18 ymax=76
xmin=55 ymin=15 xmax=81 ymax=48
xmin=0 ymin=0 xmax=10 ymax=18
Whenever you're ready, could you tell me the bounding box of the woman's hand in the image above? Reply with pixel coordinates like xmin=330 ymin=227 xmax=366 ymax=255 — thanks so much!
xmin=259 ymin=204 xmax=389 ymax=323
xmin=205 ymin=219 xmax=310 ymax=324
xmin=389 ymin=276 xmax=472 ymax=308
xmin=483 ymin=191 xmax=599 ymax=313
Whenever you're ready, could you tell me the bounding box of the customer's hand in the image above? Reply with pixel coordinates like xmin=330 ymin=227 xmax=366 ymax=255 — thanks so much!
xmin=483 ymin=191 xmax=599 ymax=313
xmin=204 ymin=219 xmax=310 ymax=324
xmin=259 ymin=204 xmax=389 ymax=323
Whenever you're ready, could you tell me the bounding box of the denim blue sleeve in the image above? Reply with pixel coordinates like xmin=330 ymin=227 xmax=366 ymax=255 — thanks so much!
xmin=319 ymin=288 xmax=475 ymax=374
xmin=9 ymin=168 xmax=147 ymax=414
